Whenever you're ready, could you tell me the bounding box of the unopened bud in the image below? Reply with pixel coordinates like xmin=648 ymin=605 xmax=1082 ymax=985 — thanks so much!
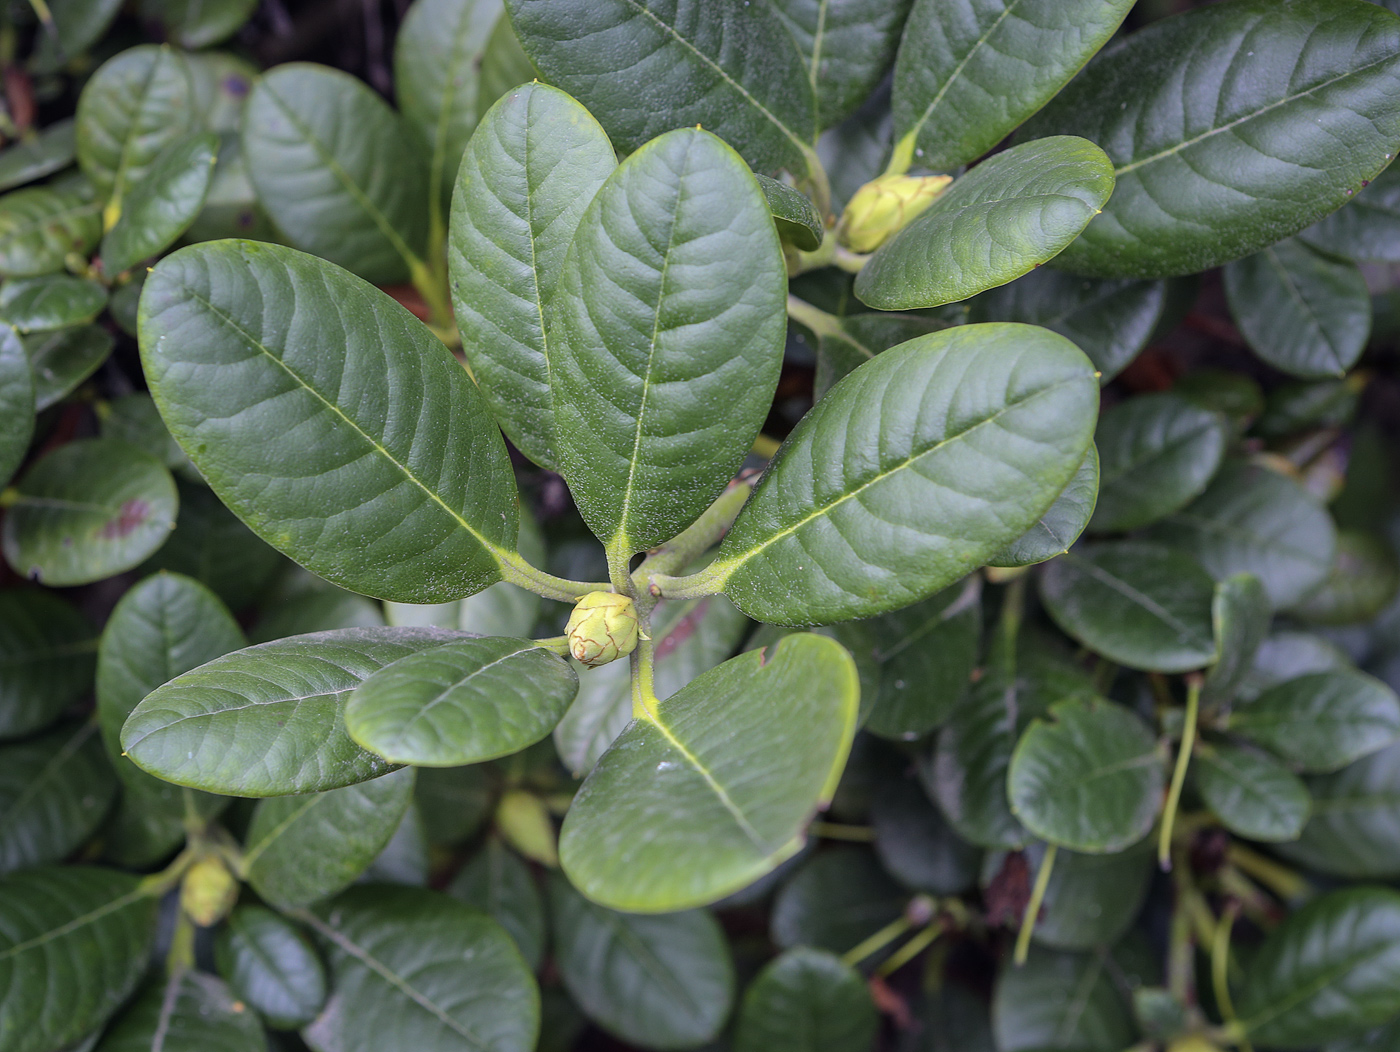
xmin=180 ymin=855 xmax=238 ymax=927
xmin=565 ymin=592 xmax=640 ymax=668
xmin=838 ymin=173 xmax=952 ymax=253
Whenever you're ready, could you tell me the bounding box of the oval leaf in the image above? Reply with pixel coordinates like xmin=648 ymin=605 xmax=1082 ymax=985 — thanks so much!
xmin=988 ymin=445 xmax=1099 ymax=568
xmin=1280 ymin=743 xmax=1400 ymax=879
xmin=0 ymin=183 xmax=102 ymax=278
xmin=94 ymin=969 xmax=265 ymax=1052
xmin=101 ymin=132 xmax=219 ymax=276
xmin=772 ymin=0 xmax=910 ymax=130
xmin=1229 ymin=669 xmax=1400 ymax=773
xmin=757 ymin=172 xmax=824 ymax=250
xmin=0 ymin=590 xmax=96 ymax=739
xmin=0 ymin=327 xmax=33 ymax=488
xmin=215 ymin=905 xmax=327 ymax=1030
xmin=1195 ymin=744 xmax=1311 ymax=843
xmin=447 ymin=839 xmax=545 ymax=971
xmin=27 ymin=324 xmax=114 ymax=411
xmin=1301 ymin=164 xmax=1400 ymax=261
xmin=0 ymin=723 xmax=115 ymax=873
xmin=0 ymin=275 xmax=107 ymax=332
xmin=734 ymin=946 xmax=876 ymax=1052
xmin=0 ymin=119 xmax=77 ymax=192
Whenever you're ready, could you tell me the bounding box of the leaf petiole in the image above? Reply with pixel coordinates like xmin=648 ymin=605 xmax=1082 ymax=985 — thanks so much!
xmin=1014 ymin=843 xmax=1057 ymax=966
xmin=497 ymin=552 xmax=609 ymax=603
xmin=1159 ymin=674 xmax=1202 ymax=870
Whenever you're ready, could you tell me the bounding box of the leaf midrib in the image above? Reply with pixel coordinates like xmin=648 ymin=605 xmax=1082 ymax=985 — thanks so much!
xmin=904 ymin=0 xmax=1024 ymax=146
xmin=0 ymin=883 xmax=146 ymax=960
xmin=1062 ymin=551 xmax=1211 ymax=648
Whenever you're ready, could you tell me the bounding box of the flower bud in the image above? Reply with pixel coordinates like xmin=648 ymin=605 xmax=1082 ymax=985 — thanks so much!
xmin=565 ymin=591 xmax=640 ymax=667
xmin=180 ymin=855 xmax=239 ymax=927
xmin=838 ymin=173 xmax=952 ymax=253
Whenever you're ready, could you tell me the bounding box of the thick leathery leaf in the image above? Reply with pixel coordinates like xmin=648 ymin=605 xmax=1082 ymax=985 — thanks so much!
xmin=1024 ymin=0 xmax=1400 ymax=278
xmin=505 ymin=0 xmax=818 ymax=177
xmin=447 ymin=839 xmax=545 ymax=970
xmin=0 ymin=590 xmax=96 ymax=739
xmin=1150 ymin=460 xmax=1337 ymax=609
xmin=710 ymin=324 xmax=1098 ymax=625
xmin=891 ymin=0 xmax=1133 ymax=173
xmin=1229 ymin=669 xmax=1400 ymax=773
xmin=26 ymin=324 xmax=114 ymax=411
xmin=0 ymin=184 xmax=102 ymax=278
xmin=1280 ymin=743 xmax=1400 ymax=878
xmin=734 ymin=946 xmax=876 ymax=1052
xmin=0 ymin=120 xmax=77 ymax=191
xmin=988 ymin=446 xmax=1098 ymax=568
xmin=771 ymin=0 xmax=912 ymax=130
xmin=1237 ymin=887 xmax=1400 ymax=1049
xmin=1240 ymin=630 xmax=1352 ymax=703
xmin=854 ymin=137 xmax=1115 ymax=310
xmin=121 ymin=627 xmax=465 ymax=796
xmin=553 ymin=127 xmax=787 ymax=556
xmin=969 ymin=271 xmax=1166 ymax=383
xmin=243 ymin=64 xmax=429 ymax=284
xmin=992 ymin=944 xmax=1142 ymax=1052
xmin=347 ymin=638 xmax=577 ymax=766
xmin=1195 ymin=744 xmax=1310 ymax=843
xmin=216 ymin=906 xmax=326 ymax=1030
xmin=561 ymin=635 xmax=856 ymax=912
xmin=142 ymin=0 xmax=259 ymax=49
xmin=1203 ymin=573 xmax=1272 ymax=707
xmin=101 ymin=133 xmax=218 ymax=275
xmin=448 ymin=83 xmax=615 ymax=469
xmin=0 ymin=867 xmax=157 ymax=1052
xmin=94 ymin=968 xmax=265 ymax=1052
xmin=756 ymin=172 xmax=824 ymax=250
xmin=0 ymin=328 xmax=32 ymax=488
xmin=1089 ymin=393 xmax=1229 ymax=533
xmin=1039 ymin=542 xmax=1217 ymax=673
xmin=998 ymin=838 xmax=1153 ymax=951
xmin=303 ymin=885 xmax=539 ymax=1052
xmin=139 ymin=240 xmax=520 ymax=604
xmin=1301 ymin=164 xmax=1400 ymax=260
xmin=549 ymin=875 xmax=733 ymax=1049
xmin=871 ymin=766 xmax=980 ymax=894
xmin=1008 ymin=695 xmax=1163 ymax=853
xmin=244 ymin=767 xmax=415 ymax=909
xmin=0 ymin=275 xmax=107 ymax=332
xmin=2 ymin=438 xmax=178 ymax=586
xmin=1224 ymin=238 xmax=1371 ymax=378
xmin=0 ymin=723 xmax=115 ymax=873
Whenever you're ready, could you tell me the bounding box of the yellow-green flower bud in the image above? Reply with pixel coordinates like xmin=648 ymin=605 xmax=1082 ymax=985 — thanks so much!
xmin=838 ymin=173 xmax=952 ymax=253
xmin=180 ymin=855 xmax=239 ymax=927
xmin=565 ymin=591 xmax=640 ymax=667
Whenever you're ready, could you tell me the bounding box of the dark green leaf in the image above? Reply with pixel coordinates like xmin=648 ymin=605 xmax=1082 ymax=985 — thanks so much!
xmin=101 ymin=133 xmax=219 ymax=275
xmin=1301 ymin=164 xmax=1400 ymax=261
xmin=216 ymin=906 xmax=328 ymax=1030
xmin=1004 ymin=838 xmax=1154 ymax=951
xmin=477 ymin=15 xmax=537 ymax=118
xmin=416 ymin=764 xmax=496 ymax=845
xmin=1291 ymin=529 xmax=1400 ymax=625
xmin=0 ymin=120 xmax=77 ymax=192
xmin=251 ymin=589 xmax=385 ymax=644
xmin=0 ymin=328 xmax=32 ymax=488
xmin=1195 ymin=744 xmax=1311 ymax=843
xmin=0 ymin=589 xmax=96 ymax=739
xmin=447 ymin=839 xmax=545 ymax=970
xmin=1255 ymin=377 xmax=1361 ymax=438
xmin=0 ymin=275 xmax=107 ymax=332
xmin=31 ymin=0 xmax=123 ymax=70
xmin=871 ymin=766 xmax=981 ymax=894
xmin=757 ymin=173 xmax=824 ymax=250
xmin=988 ymin=446 xmax=1099 ymax=568
xmin=992 ymin=944 xmax=1140 ymax=1052
xmin=1203 ymin=573 xmax=1272 ymax=707
xmin=0 ymin=183 xmax=102 ymax=278
xmin=771 ymin=846 xmax=906 ymax=953
xmin=1229 ymin=669 xmax=1400 ymax=773
xmin=1239 ymin=630 xmax=1352 ymax=703
xmin=809 ymin=310 xmax=948 ymax=402
xmin=733 ymin=946 xmax=876 ymax=1052
xmin=99 ymin=394 xmax=190 ymax=474
xmin=94 ymin=968 xmax=265 ymax=1052
xmin=1280 ymin=743 xmax=1400 ymax=878
xmin=0 ymin=723 xmax=115 ymax=873
xmin=142 ymin=0 xmax=259 ymax=50
xmin=26 ymin=324 xmax=114 ymax=411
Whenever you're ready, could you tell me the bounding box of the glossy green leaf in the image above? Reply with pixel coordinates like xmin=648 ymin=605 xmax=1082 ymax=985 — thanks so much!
xmin=770 ymin=846 xmax=906 ymax=953
xmin=1301 ymin=164 xmax=1400 ymax=261
xmin=447 ymin=84 xmax=614 ymax=469
xmin=1000 ymin=838 xmax=1154 ymax=951
xmin=549 ymin=875 xmax=733 ymax=1050
xmin=32 ymin=0 xmax=123 ymax=70
xmin=447 ymin=838 xmax=545 ymax=970
xmin=988 ymin=445 xmax=1099 ymax=568
xmin=0 ymin=275 xmax=107 ymax=332
xmin=855 ymin=137 xmax=1115 ymax=310
xmin=711 ymin=323 xmax=1098 ymax=625
xmin=1224 ymin=237 xmax=1371 ymax=378
xmin=121 ymin=627 xmax=465 ymax=796
xmin=1239 ymin=630 xmax=1352 ymax=703
xmin=1237 ymin=887 xmax=1400 ymax=1049
xmin=1230 ymin=669 xmax=1400 ymax=773
xmin=772 ymin=0 xmax=910 ymax=130
xmin=1203 ymin=573 xmax=1272 ymax=707
xmin=302 ymin=885 xmax=539 ymax=1052
xmin=244 ymin=767 xmax=415 ymax=909
xmin=142 ymin=0 xmax=258 ymax=50
xmin=244 ymin=64 xmax=429 ymax=284
xmin=94 ymin=968 xmax=265 ymax=1052
xmin=1292 ymin=529 xmax=1400 ymax=625
xmin=992 ymin=944 xmax=1141 ymax=1052
xmin=140 ymin=240 xmax=520 ymax=604
xmin=0 ymin=590 xmax=96 ymax=739
xmin=1039 ymin=542 xmax=1218 ymax=673
xmin=1195 ymin=744 xmax=1310 ymax=843
xmin=216 ymin=906 xmax=327 ymax=1030
xmin=2 ymin=438 xmax=178 ymax=586
xmin=810 ymin=310 xmax=947 ymax=401
xmin=0 ymin=328 xmax=32 ymax=488
xmin=1089 ymin=393 xmax=1229 ymax=533
xmin=871 ymin=766 xmax=981 ymax=894
xmin=101 ymin=133 xmax=218 ymax=275
xmin=891 ymin=0 xmax=1132 ymax=173
xmin=1280 ymin=743 xmax=1400 ymax=878
xmin=0 ymin=867 xmax=157 ymax=1052
xmin=734 ymin=946 xmax=876 ymax=1052
xmin=0 ymin=183 xmax=102 ymax=278
xmin=0 ymin=120 xmax=77 ymax=192
xmin=26 ymin=324 xmax=114 ymax=411
xmin=505 ymin=0 xmax=818 ymax=177
xmin=1024 ymin=0 xmax=1400 ymax=278
xmin=561 ymin=634 xmax=856 ymax=911
xmin=76 ymin=45 xmax=196 ymax=207
xmin=553 ymin=126 xmax=787 ymax=556
xmin=0 ymin=723 xmax=115 ymax=873
xmin=756 ymin=173 xmax=824 ymax=250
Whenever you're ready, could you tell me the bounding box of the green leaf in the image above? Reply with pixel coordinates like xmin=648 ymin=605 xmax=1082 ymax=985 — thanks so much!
xmin=1008 ymin=695 xmax=1163 ymax=853
xmin=416 ymin=764 xmax=496 ymax=845
xmin=505 ymin=0 xmax=818 ymax=177
xmin=94 ymin=968 xmax=266 ymax=1052
xmin=1039 ymin=542 xmax=1218 ymax=673
xmin=0 ymin=590 xmax=96 ymax=739
xmin=1237 ymin=887 xmax=1400 ymax=1049
xmin=560 ymin=634 xmax=857 ymax=911
xmin=553 ymin=126 xmax=787 ymax=556
xmin=1301 ymin=164 xmax=1400 ymax=261
xmin=101 ymin=133 xmax=219 ymax=276
xmin=251 ymin=589 xmax=385 ymax=644
xmin=854 ymin=137 xmax=1115 ymax=310
xmin=770 ymin=846 xmax=906 ymax=953
xmin=549 ymin=874 xmax=733 ymax=1050
xmin=99 ymin=393 xmax=190 ymax=474
xmin=1224 ymin=238 xmax=1372 ymax=378
xmin=1291 ymin=529 xmax=1400 ymax=625
xmin=478 ymin=16 xmax=537 ymax=118
xmin=1203 ymin=573 xmax=1272 ymax=707
xmin=0 ymin=867 xmax=157 ymax=1052
xmin=1229 ymin=669 xmax=1400 ymax=773
xmin=756 ymin=173 xmax=824 ymax=250
xmin=1279 ymin=743 xmax=1400 ymax=878
xmin=0 ymin=275 xmax=107 ymax=332
xmin=26 ymin=324 xmax=114 ymax=411
xmin=244 ymin=767 xmax=416 ymax=909
xmin=1240 ymin=630 xmax=1352 ymax=703
xmin=1002 ymin=837 xmax=1154 ymax=951
xmin=215 ymin=906 xmax=327 ymax=1030
xmin=811 ymin=310 xmax=947 ymax=401
xmin=871 ymin=766 xmax=981 ymax=894
xmin=1194 ymin=744 xmax=1310 ymax=843
xmin=0 ymin=328 xmax=32 ymax=488
xmin=2 ymin=437 xmax=178 ymax=586
xmin=988 ymin=445 xmax=1098 ymax=568
xmin=121 ymin=627 xmax=466 ymax=796
xmin=447 ymin=838 xmax=545 ymax=970
xmin=0 ymin=183 xmax=102 ymax=278
xmin=141 ymin=0 xmax=258 ymax=50
xmin=243 ymin=64 xmax=429 ymax=284
xmin=891 ymin=0 xmax=1132 ymax=173
xmin=31 ymin=0 xmax=123 ymax=71
xmin=303 ymin=885 xmax=539 ymax=1052
xmin=969 ymin=271 xmax=1166 ymax=383
xmin=733 ymin=946 xmax=877 ymax=1052
xmin=76 ymin=45 xmax=196 ymax=207
xmin=992 ymin=944 xmax=1141 ymax=1052
xmin=139 ymin=240 xmax=520 ymax=604
xmin=711 ymin=323 xmax=1098 ymax=625
xmin=0 ymin=723 xmax=115 ymax=873
xmin=0 ymin=120 xmax=77 ymax=192
xmin=1024 ymin=0 xmax=1400 ymax=278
